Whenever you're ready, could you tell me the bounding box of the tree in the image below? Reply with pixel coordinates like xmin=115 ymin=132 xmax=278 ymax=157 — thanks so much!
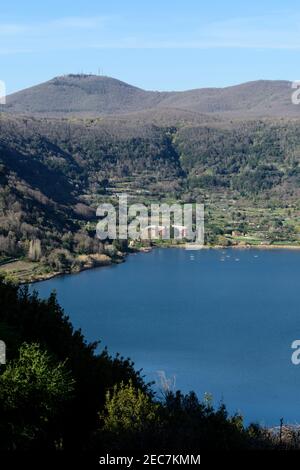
xmin=0 ymin=342 xmax=75 ymax=450
xmin=28 ymin=239 xmax=42 ymax=261
xmin=99 ymin=381 xmax=160 ymax=451
xmin=102 ymin=381 xmax=159 ymax=433
xmin=46 ymin=248 xmax=74 ymax=271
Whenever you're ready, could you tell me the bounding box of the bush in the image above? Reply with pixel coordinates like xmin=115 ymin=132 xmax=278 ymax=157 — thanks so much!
xmin=46 ymin=248 xmax=74 ymax=271
xmin=0 ymin=342 xmax=74 ymax=450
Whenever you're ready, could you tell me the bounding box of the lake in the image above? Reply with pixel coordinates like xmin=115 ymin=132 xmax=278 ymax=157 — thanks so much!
xmin=32 ymin=248 xmax=300 ymax=426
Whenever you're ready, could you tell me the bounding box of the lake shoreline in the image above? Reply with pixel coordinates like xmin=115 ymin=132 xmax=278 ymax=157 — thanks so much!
xmin=31 ymin=246 xmax=300 ymax=426
xmin=30 ymin=242 xmax=300 ymax=284
xmin=2 ymin=242 xmax=300 ymax=284
xmin=162 ymin=243 xmax=300 ymax=251
xmin=0 ymin=253 xmax=125 ymax=285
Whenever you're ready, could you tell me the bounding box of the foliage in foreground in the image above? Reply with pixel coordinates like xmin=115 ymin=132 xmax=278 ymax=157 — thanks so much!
xmin=0 ymin=276 xmax=147 ymax=450
xmin=0 ymin=277 xmax=282 ymax=451
xmin=0 ymin=343 xmax=74 ymax=449
xmin=95 ymin=382 xmax=259 ymax=452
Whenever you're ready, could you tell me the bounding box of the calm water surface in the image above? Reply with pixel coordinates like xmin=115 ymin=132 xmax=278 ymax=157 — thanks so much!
xmin=32 ymin=248 xmax=300 ymax=425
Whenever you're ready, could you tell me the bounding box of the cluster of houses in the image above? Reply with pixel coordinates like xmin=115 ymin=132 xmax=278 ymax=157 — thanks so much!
xmin=141 ymin=224 xmax=188 ymax=240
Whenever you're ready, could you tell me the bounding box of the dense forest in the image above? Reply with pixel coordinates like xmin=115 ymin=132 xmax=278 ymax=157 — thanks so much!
xmin=1 ymin=112 xmax=300 ymax=279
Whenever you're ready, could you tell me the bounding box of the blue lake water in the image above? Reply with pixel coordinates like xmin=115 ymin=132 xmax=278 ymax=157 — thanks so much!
xmin=32 ymin=248 xmax=300 ymax=426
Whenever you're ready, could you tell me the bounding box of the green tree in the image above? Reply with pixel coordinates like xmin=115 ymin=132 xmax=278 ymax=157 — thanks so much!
xmin=99 ymin=381 xmax=160 ymax=451
xmin=0 ymin=342 xmax=74 ymax=450
xmin=102 ymin=381 xmax=159 ymax=433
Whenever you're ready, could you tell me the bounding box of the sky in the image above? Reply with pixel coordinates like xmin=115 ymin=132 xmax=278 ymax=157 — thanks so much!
xmin=1 ymin=0 xmax=300 ymax=93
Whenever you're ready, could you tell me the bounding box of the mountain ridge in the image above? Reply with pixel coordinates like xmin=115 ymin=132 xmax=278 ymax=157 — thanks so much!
xmin=1 ymin=75 xmax=298 ymax=118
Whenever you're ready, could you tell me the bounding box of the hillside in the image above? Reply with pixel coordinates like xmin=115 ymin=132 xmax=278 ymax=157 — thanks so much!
xmin=1 ymin=112 xmax=300 ymax=280
xmin=1 ymin=75 xmax=300 ymax=118
xmin=2 ymin=75 xmax=168 ymax=117
xmin=1 ymin=76 xmax=300 ymax=279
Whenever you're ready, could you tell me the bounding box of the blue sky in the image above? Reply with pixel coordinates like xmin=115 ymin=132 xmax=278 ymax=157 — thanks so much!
xmin=1 ymin=0 xmax=300 ymax=93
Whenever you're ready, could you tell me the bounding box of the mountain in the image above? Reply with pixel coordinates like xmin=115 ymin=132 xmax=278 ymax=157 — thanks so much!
xmin=1 ymin=75 xmax=300 ymax=278
xmin=2 ymin=75 xmax=167 ymax=117
xmin=2 ymin=75 xmax=300 ymax=118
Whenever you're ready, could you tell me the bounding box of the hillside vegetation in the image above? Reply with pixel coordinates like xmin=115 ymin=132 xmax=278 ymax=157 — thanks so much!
xmin=1 ymin=77 xmax=300 ymax=279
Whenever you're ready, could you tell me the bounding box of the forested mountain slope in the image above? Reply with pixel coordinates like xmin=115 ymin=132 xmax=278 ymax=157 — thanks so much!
xmin=1 ymin=112 xmax=300 ymax=274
